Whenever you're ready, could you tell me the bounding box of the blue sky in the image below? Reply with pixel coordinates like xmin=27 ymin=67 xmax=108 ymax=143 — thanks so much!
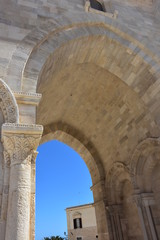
xmin=35 ymin=140 xmax=93 ymax=240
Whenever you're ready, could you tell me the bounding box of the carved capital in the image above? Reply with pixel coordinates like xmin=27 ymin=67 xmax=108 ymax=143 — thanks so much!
xmin=133 ymin=193 xmax=155 ymax=208
xmin=141 ymin=193 xmax=155 ymax=207
xmin=106 ymin=204 xmax=123 ymax=216
xmin=2 ymin=123 xmax=43 ymax=165
xmin=133 ymin=194 xmax=143 ymax=207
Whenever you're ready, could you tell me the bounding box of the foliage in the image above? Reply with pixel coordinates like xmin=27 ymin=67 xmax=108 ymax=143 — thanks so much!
xmin=43 ymin=236 xmax=64 ymax=240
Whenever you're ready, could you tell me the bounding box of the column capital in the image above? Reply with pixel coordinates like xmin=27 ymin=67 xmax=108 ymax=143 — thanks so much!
xmin=141 ymin=193 xmax=155 ymax=207
xmin=133 ymin=192 xmax=155 ymax=207
xmin=2 ymin=123 xmax=43 ymax=165
xmin=133 ymin=194 xmax=143 ymax=207
xmin=106 ymin=204 xmax=123 ymax=216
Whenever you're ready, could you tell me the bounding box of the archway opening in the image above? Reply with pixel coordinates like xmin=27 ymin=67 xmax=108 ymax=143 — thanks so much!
xmin=35 ymin=139 xmax=94 ymax=240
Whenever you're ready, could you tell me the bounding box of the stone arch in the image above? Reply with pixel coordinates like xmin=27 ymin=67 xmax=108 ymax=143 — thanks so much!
xmin=106 ymin=162 xmax=130 ymax=204
xmin=5 ymin=20 xmax=160 ymax=144
xmin=42 ymin=125 xmax=105 ymax=186
xmin=130 ymin=138 xmax=160 ymax=239
xmin=0 ymin=78 xmax=19 ymax=123
xmin=130 ymin=137 xmax=160 ymax=192
xmin=106 ymin=162 xmax=143 ymax=239
xmin=6 ymin=18 xmax=160 ymax=97
xmin=40 ymin=124 xmax=109 ymax=240
xmin=0 ymin=79 xmax=19 ymax=240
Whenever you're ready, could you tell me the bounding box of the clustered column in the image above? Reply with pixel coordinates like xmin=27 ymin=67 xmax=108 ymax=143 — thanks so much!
xmin=106 ymin=205 xmax=127 ymax=240
xmin=2 ymin=123 xmax=43 ymax=240
xmin=133 ymin=193 xmax=157 ymax=240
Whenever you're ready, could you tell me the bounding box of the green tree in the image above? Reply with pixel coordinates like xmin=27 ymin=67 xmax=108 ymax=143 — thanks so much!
xmin=43 ymin=236 xmax=64 ymax=240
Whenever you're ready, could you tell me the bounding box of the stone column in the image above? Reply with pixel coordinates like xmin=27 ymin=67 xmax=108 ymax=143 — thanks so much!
xmin=133 ymin=193 xmax=157 ymax=240
xmin=30 ymin=151 xmax=38 ymax=240
xmin=91 ymin=180 xmax=110 ymax=240
xmin=0 ymin=151 xmax=10 ymax=240
xmin=106 ymin=205 xmax=127 ymax=240
xmin=2 ymin=123 xmax=43 ymax=240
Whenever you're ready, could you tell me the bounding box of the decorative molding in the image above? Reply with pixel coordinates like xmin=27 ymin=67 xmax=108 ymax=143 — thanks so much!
xmin=0 ymin=78 xmax=19 ymax=123
xmin=73 ymin=212 xmax=82 ymax=218
xmin=130 ymin=137 xmax=160 ymax=189
xmin=141 ymin=193 xmax=155 ymax=207
xmin=133 ymin=193 xmax=155 ymax=207
xmin=13 ymin=92 xmax=42 ymax=106
xmin=106 ymin=162 xmax=131 ymax=204
xmin=107 ymin=162 xmax=130 ymax=183
xmin=3 ymin=150 xmax=10 ymax=169
xmin=2 ymin=123 xmax=43 ymax=134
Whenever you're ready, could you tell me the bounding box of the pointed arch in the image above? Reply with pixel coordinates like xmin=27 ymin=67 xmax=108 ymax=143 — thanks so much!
xmin=41 ymin=125 xmax=105 ymax=186
xmin=106 ymin=162 xmax=130 ymax=204
xmin=130 ymin=137 xmax=160 ymax=191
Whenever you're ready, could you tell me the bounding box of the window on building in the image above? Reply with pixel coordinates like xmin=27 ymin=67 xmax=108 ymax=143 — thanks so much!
xmin=77 ymin=238 xmax=82 ymax=240
xmin=90 ymin=0 xmax=104 ymax=12
xmin=73 ymin=218 xmax=82 ymax=229
xmin=85 ymin=0 xmax=118 ymax=19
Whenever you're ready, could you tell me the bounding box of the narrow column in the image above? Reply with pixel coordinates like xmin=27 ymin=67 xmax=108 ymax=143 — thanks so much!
xmin=30 ymin=151 xmax=38 ymax=240
xmin=0 ymin=151 xmax=10 ymax=239
xmin=142 ymin=193 xmax=157 ymax=240
xmin=2 ymin=123 xmax=43 ymax=240
xmin=133 ymin=193 xmax=157 ymax=240
xmin=91 ymin=180 xmax=110 ymax=240
xmin=133 ymin=194 xmax=149 ymax=240
xmin=107 ymin=205 xmax=125 ymax=240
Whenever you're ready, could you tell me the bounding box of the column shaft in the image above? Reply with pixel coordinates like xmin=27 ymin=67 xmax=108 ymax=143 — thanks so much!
xmin=2 ymin=123 xmax=43 ymax=240
xmin=146 ymin=205 xmax=157 ymax=240
xmin=0 ymin=152 xmax=10 ymax=240
xmin=30 ymin=153 xmax=37 ymax=240
xmin=107 ymin=205 xmax=124 ymax=240
xmin=136 ymin=205 xmax=149 ymax=240
xmin=133 ymin=193 xmax=157 ymax=240
xmin=5 ymin=156 xmax=31 ymax=240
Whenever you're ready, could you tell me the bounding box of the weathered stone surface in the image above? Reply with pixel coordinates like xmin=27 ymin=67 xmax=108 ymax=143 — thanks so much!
xmin=0 ymin=0 xmax=160 ymax=239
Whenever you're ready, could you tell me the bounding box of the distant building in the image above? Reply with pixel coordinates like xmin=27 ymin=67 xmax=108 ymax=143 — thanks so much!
xmin=66 ymin=203 xmax=98 ymax=240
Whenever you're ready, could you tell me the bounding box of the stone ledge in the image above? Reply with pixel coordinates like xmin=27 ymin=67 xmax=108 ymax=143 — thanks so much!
xmin=2 ymin=123 xmax=43 ymax=135
xmin=13 ymin=91 xmax=42 ymax=106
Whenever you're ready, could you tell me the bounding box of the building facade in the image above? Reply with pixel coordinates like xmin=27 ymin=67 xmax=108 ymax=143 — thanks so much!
xmin=66 ymin=203 xmax=98 ymax=240
xmin=0 ymin=0 xmax=160 ymax=239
